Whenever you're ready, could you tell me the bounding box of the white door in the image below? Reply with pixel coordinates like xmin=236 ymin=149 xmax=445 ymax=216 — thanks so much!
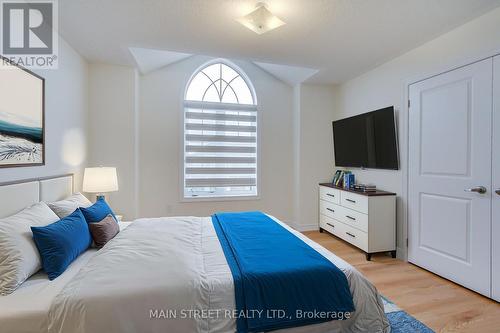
xmin=408 ymin=58 xmax=492 ymax=297
xmin=493 ymin=55 xmax=500 ymax=302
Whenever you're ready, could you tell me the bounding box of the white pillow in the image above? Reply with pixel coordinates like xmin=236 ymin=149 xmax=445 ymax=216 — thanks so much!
xmin=0 ymin=202 xmax=59 ymax=295
xmin=47 ymin=192 xmax=92 ymax=218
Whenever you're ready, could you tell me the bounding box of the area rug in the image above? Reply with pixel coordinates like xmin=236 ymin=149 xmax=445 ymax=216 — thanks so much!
xmin=383 ymin=297 xmax=435 ymax=333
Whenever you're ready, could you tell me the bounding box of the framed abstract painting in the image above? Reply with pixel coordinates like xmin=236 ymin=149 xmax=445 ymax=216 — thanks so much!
xmin=0 ymin=56 xmax=44 ymax=167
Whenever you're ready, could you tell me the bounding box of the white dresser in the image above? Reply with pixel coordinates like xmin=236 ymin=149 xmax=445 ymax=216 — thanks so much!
xmin=318 ymin=183 xmax=396 ymax=260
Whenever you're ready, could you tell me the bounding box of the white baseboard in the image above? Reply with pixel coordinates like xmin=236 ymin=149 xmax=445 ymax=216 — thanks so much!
xmin=288 ymin=222 xmax=319 ymax=232
xmin=396 ymin=246 xmax=407 ymax=261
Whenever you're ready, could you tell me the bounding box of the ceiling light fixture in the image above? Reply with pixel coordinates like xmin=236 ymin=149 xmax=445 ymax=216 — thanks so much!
xmin=236 ymin=2 xmax=285 ymax=35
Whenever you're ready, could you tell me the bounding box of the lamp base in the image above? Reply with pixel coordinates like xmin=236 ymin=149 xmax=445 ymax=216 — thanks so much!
xmin=96 ymin=194 xmax=106 ymax=201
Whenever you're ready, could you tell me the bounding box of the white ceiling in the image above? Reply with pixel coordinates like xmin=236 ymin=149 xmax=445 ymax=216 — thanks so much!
xmin=253 ymin=61 xmax=318 ymax=85
xmin=59 ymin=0 xmax=500 ymax=84
xmin=129 ymin=46 xmax=318 ymax=85
xmin=129 ymin=47 xmax=192 ymax=74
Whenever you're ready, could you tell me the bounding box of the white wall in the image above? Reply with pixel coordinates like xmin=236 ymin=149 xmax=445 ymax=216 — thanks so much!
xmin=88 ymin=64 xmax=139 ymax=219
xmin=336 ymin=7 xmax=500 ymax=257
xmin=0 ymin=38 xmax=88 ymax=190
xmin=139 ymin=55 xmax=295 ymax=223
xmin=294 ymin=84 xmax=338 ymax=230
xmin=292 ymin=85 xmax=301 ymax=228
xmin=87 ymin=56 xmax=339 ymax=228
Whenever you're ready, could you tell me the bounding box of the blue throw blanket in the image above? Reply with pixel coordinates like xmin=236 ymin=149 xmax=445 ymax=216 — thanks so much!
xmin=212 ymin=211 xmax=355 ymax=332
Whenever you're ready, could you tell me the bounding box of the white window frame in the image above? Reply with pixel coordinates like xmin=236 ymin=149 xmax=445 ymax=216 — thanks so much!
xmin=181 ymin=59 xmax=259 ymax=201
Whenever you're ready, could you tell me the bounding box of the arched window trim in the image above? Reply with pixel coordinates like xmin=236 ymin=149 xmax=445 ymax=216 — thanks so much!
xmin=182 ymin=59 xmax=259 ymax=200
xmin=184 ymin=58 xmax=257 ymax=106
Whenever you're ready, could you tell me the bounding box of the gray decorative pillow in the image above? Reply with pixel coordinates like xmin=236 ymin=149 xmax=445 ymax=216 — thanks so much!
xmin=0 ymin=202 xmax=59 ymax=295
xmin=47 ymin=193 xmax=92 ymax=218
xmin=88 ymin=214 xmax=120 ymax=248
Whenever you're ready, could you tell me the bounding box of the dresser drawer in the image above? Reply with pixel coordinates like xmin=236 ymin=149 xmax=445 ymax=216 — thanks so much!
xmin=319 ymin=186 xmax=340 ymax=204
xmin=320 ymin=215 xmax=368 ymax=252
xmin=319 ymin=200 xmax=342 ymax=220
xmin=319 ymin=214 xmax=339 ymax=234
xmin=341 ymin=191 xmax=368 ymax=214
xmin=336 ymin=206 xmax=368 ymax=232
xmin=338 ymin=222 xmax=368 ymax=252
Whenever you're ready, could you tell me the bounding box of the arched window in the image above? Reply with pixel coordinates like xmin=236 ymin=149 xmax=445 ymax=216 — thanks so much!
xmin=184 ymin=61 xmax=257 ymax=198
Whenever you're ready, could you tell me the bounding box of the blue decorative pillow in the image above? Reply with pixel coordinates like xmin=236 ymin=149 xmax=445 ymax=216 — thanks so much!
xmin=80 ymin=197 xmax=117 ymax=224
xmin=31 ymin=209 xmax=92 ymax=280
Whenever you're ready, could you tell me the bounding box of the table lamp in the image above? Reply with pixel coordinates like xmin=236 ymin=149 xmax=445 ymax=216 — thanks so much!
xmin=83 ymin=167 xmax=118 ymax=201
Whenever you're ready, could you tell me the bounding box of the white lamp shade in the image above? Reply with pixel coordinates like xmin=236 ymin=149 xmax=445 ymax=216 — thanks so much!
xmin=83 ymin=167 xmax=119 ymax=193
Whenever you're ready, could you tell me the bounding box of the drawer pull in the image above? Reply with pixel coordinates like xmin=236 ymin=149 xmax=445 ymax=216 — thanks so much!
xmin=346 ymin=232 xmax=356 ymax=238
xmin=326 ymin=193 xmax=335 ymax=198
xmin=346 ymin=215 xmax=356 ymax=221
xmin=326 ymin=208 xmax=335 ymax=213
xmin=326 ymin=223 xmax=335 ymax=228
xmin=346 ymin=199 xmax=356 ymax=203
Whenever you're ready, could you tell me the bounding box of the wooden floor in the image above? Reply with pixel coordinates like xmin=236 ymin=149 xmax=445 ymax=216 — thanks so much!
xmin=303 ymin=231 xmax=500 ymax=333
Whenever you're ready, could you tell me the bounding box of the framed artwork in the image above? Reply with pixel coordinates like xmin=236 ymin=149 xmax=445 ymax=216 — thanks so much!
xmin=0 ymin=56 xmax=45 ymax=167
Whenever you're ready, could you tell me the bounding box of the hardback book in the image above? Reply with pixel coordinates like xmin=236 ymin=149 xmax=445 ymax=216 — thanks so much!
xmin=332 ymin=170 xmax=342 ymax=185
xmin=343 ymin=171 xmax=352 ymax=189
xmin=353 ymin=183 xmax=377 ymax=192
xmin=336 ymin=171 xmax=345 ymax=187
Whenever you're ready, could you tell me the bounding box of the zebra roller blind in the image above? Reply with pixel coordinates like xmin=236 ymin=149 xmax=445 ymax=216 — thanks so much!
xmin=184 ymin=61 xmax=258 ymax=198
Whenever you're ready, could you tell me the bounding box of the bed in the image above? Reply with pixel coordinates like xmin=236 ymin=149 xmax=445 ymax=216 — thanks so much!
xmin=0 ymin=175 xmax=390 ymax=333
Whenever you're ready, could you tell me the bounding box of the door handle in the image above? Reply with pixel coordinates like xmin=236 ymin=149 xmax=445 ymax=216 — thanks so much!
xmin=496 ymin=189 xmax=500 ymax=196
xmin=464 ymin=186 xmax=487 ymax=194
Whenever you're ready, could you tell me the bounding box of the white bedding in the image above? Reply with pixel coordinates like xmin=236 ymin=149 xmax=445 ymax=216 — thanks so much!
xmin=0 ymin=222 xmax=131 ymax=333
xmin=0 ymin=250 xmax=97 ymax=333
xmin=47 ymin=216 xmax=389 ymax=333
xmin=1 ymin=217 xmax=389 ymax=333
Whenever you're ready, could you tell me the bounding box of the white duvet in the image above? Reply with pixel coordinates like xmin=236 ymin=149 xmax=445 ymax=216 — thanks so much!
xmin=46 ymin=216 xmax=389 ymax=333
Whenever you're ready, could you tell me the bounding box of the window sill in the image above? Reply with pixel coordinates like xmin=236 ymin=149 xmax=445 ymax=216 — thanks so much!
xmin=180 ymin=195 xmax=260 ymax=203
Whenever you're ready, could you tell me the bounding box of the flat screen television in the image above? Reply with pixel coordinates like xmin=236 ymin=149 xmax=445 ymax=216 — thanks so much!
xmin=332 ymin=106 xmax=399 ymax=170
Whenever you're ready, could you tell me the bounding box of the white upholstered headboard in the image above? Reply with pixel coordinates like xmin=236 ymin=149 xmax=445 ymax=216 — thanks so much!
xmin=0 ymin=174 xmax=74 ymax=218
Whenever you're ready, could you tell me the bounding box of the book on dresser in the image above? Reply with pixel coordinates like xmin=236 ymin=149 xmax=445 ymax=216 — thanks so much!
xmin=318 ymin=183 xmax=396 ymax=260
